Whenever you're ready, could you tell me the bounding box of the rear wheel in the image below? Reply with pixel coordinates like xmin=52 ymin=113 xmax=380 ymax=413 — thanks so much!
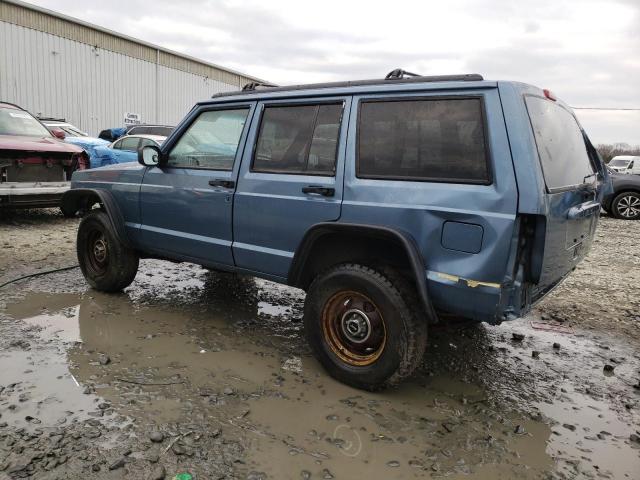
xmin=611 ymin=191 xmax=640 ymax=220
xmin=304 ymin=264 xmax=427 ymax=390
xmin=77 ymin=210 xmax=139 ymax=292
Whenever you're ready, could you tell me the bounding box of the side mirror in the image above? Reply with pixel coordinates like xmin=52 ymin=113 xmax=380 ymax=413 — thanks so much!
xmin=51 ymin=128 xmax=66 ymax=140
xmin=138 ymin=145 xmax=162 ymax=167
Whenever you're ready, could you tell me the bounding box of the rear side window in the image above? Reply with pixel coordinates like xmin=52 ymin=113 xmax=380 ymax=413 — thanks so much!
xmin=253 ymin=103 xmax=343 ymax=175
xmin=139 ymin=138 xmax=157 ymax=148
xmin=357 ymin=98 xmax=489 ymax=183
xmin=525 ymin=96 xmax=594 ymax=191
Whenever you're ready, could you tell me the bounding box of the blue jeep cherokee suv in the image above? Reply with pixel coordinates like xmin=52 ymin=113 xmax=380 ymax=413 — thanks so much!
xmin=63 ymin=71 xmax=608 ymax=390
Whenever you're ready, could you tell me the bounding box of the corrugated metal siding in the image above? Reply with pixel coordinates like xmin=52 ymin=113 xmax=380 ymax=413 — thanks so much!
xmin=0 ymin=21 xmax=247 ymax=136
xmin=0 ymin=0 xmax=257 ymax=88
xmin=0 ymin=1 xmax=157 ymax=61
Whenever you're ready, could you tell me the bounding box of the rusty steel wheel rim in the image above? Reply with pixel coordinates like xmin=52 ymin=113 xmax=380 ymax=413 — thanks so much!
xmin=87 ymin=229 xmax=109 ymax=275
xmin=321 ymin=290 xmax=386 ymax=366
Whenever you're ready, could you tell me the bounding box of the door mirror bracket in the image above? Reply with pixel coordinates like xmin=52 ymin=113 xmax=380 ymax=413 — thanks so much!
xmin=138 ymin=145 xmax=164 ymax=167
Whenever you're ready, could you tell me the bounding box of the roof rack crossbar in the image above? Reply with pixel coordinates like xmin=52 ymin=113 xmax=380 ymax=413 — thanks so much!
xmin=385 ymin=69 xmax=421 ymax=80
xmin=38 ymin=116 xmax=67 ymax=122
xmin=242 ymin=81 xmax=278 ymax=92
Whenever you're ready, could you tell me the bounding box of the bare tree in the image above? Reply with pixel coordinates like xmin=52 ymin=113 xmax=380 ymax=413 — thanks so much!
xmin=596 ymin=143 xmax=640 ymax=163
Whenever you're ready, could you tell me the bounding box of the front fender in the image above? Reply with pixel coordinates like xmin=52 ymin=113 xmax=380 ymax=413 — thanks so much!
xmin=61 ymin=188 xmax=132 ymax=248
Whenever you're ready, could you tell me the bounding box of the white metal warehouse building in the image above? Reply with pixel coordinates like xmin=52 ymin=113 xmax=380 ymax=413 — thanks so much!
xmin=0 ymin=0 xmax=261 ymax=135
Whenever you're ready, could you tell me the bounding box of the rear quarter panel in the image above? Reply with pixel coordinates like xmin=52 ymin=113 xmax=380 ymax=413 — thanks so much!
xmin=340 ymin=86 xmax=519 ymax=322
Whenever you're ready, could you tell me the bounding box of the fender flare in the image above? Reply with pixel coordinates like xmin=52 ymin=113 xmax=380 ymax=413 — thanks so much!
xmin=288 ymin=222 xmax=436 ymax=319
xmin=61 ymin=188 xmax=132 ymax=248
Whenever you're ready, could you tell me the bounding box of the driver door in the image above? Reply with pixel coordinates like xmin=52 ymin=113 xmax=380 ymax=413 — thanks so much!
xmin=138 ymin=104 xmax=255 ymax=267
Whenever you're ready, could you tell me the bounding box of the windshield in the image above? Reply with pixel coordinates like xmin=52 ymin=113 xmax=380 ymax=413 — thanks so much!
xmin=61 ymin=126 xmax=87 ymax=137
xmin=0 ymin=107 xmax=52 ymax=137
xmin=609 ymin=159 xmax=630 ymax=167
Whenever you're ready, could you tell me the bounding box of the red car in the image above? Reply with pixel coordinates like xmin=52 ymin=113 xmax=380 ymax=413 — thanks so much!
xmin=0 ymin=101 xmax=87 ymax=216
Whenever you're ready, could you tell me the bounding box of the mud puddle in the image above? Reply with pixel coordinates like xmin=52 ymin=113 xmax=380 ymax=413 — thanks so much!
xmin=0 ymin=263 xmax=639 ymax=478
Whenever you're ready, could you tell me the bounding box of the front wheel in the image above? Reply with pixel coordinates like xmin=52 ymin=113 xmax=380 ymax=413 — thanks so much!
xmin=60 ymin=204 xmax=76 ymax=218
xmin=303 ymin=264 xmax=427 ymax=390
xmin=77 ymin=210 xmax=139 ymax=292
xmin=611 ymin=191 xmax=640 ymax=220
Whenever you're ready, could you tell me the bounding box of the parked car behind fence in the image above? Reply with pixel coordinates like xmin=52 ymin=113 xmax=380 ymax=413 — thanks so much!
xmin=91 ymin=135 xmax=166 ymax=169
xmin=1 ymin=102 xmax=87 ymax=215
xmin=41 ymin=119 xmax=109 ymax=168
xmin=98 ymin=125 xmax=174 ymax=142
xmin=608 ymin=155 xmax=640 ymax=175
xmin=602 ymin=171 xmax=640 ymax=220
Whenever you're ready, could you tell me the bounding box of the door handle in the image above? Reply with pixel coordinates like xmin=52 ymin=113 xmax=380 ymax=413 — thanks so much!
xmin=208 ymin=179 xmax=235 ymax=189
xmin=567 ymin=200 xmax=601 ymax=219
xmin=302 ymin=186 xmax=335 ymax=197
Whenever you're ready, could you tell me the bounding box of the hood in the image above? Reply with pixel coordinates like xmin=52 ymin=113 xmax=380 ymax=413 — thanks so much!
xmin=71 ymin=160 xmax=145 ymax=186
xmin=0 ymin=134 xmax=83 ymax=154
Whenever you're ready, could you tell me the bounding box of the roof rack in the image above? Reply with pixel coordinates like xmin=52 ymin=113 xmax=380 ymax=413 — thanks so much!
xmin=242 ymin=81 xmax=278 ymax=91
xmin=385 ymin=69 xmax=421 ymax=80
xmin=38 ymin=116 xmax=67 ymax=122
xmin=211 ymin=71 xmax=484 ymax=99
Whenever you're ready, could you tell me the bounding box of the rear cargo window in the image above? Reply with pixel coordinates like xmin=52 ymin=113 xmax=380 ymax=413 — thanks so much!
xmin=357 ymin=98 xmax=490 ymax=183
xmin=525 ymin=96 xmax=594 ymax=191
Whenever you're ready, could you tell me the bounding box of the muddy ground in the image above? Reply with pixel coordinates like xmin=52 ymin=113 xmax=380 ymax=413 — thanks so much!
xmin=0 ymin=210 xmax=639 ymax=480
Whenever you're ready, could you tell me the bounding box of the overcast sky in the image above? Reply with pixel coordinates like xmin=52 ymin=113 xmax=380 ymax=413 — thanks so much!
xmin=28 ymin=0 xmax=640 ymax=145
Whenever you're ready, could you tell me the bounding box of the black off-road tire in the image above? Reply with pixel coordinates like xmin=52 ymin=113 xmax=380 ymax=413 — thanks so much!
xmin=60 ymin=204 xmax=76 ymax=218
xmin=77 ymin=210 xmax=139 ymax=292
xmin=304 ymin=263 xmax=428 ymax=391
xmin=611 ymin=191 xmax=640 ymax=220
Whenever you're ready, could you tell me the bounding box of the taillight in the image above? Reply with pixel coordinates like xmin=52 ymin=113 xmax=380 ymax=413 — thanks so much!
xmin=80 ymin=152 xmax=89 ymax=169
xmin=70 ymin=152 xmax=89 ymax=170
xmin=543 ymin=89 xmax=557 ymax=101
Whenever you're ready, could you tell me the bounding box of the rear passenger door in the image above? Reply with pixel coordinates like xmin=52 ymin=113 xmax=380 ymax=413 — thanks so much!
xmin=233 ymin=97 xmax=351 ymax=278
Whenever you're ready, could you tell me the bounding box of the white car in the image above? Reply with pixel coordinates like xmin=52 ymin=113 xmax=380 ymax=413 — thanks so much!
xmin=608 ymin=155 xmax=640 ymax=175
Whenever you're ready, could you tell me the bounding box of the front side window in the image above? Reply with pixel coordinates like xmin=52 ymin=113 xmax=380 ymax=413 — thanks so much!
xmin=118 ymin=137 xmax=140 ymax=152
xmin=357 ymin=98 xmax=489 ymax=183
xmin=168 ymin=109 xmax=249 ymax=170
xmin=140 ymin=138 xmax=161 ymax=148
xmin=253 ymin=103 xmax=343 ymax=175
xmin=525 ymin=96 xmax=594 ymax=190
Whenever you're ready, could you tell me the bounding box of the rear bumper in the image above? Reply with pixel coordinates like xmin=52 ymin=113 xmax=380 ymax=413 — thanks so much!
xmin=0 ymin=181 xmax=69 ymax=208
xmin=426 ymin=270 xmax=503 ymax=324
